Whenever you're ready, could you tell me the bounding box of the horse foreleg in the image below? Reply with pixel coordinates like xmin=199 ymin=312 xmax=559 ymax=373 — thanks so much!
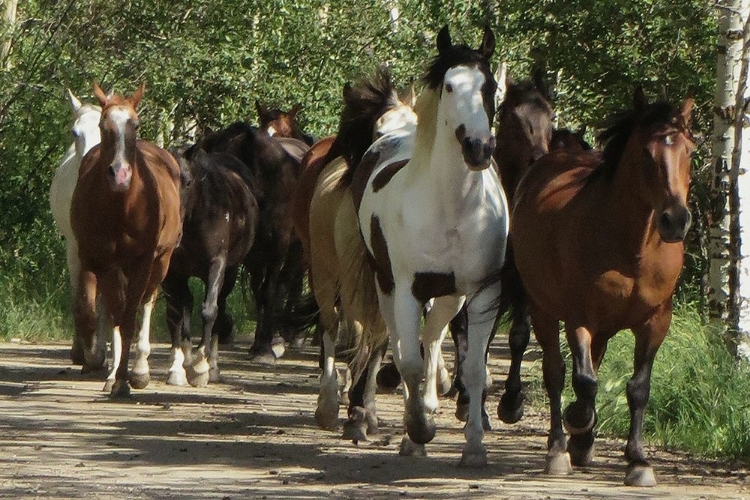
xmin=163 ymin=273 xmax=191 ymax=386
xmin=451 ymin=306 xmax=492 ymax=431
xmin=459 ymin=287 xmax=497 ymax=468
xmin=623 ymin=304 xmax=670 ymax=487
xmin=68 ymin=239 xmax=86 ymax=365
xmin=75 ymin=269 xmax=105 ymax=372
xmin=422 ymin=296 xmax=464 ymax=415
xmin=498 ymin=305 xmax=530 ymax=424
xmin=130 ymin=290 xmax=156 ymax=390
xmin=190 ymin=257 xmax=226 ymax=387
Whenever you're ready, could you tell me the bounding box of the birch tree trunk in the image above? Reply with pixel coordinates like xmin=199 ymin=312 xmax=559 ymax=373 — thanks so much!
xmin=709 ymin=0 xmax=750 ymax=359
xmin=1 ymin=0 xmax=17 ymax=70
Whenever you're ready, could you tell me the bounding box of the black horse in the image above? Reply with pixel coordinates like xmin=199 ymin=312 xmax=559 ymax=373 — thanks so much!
xmin=200 ymin=122 xmax=304 ymax=363
xmin=163 ymin=145 xmax=259 ymax=387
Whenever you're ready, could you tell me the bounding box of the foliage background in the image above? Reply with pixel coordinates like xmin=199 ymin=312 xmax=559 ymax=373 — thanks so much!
xmin=3 ymin=0 xmax=746 ymax=459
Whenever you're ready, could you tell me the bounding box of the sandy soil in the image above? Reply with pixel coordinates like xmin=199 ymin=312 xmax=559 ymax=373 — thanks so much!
xmin=0 ymin=337 xmax=748 ymax=499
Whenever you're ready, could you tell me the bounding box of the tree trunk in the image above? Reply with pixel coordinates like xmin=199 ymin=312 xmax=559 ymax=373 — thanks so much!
xmin=1 ymin=0 xmax=18 ymax=70
xmin=709 ymin=0 xmax=750 ymax=359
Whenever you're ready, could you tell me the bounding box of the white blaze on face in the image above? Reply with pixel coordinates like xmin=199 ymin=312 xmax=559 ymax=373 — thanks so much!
xmin=108 ymin=107 xmax=132 ymax=169
xmin=442 ymin=66 xmax=491 ymax=141
xmin=266 ymin=125 xmax=278 ymax=136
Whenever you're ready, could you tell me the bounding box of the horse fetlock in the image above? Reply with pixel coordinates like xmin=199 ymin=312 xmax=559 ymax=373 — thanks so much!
xmin=404 ymin=411 xmax=436 ymax=444
xmin=563 ymin=400 xmax=596 ymax=435
xmin=455 ymin=399 xmax=469 ymax=422
xmin=166 ymin=367 xmax=188 ymax=386
xmin=437 ymin=366 xmax=452 ymax=396
xmin=109 ymin=379 xmax=131 ymax=398
xmin=568 ymin=434 xmax=595 ymax=467
xmin=498 ymin=390 xmax=525 ymax=424
xmin=208 ymin=366 xmax=220 ymax=383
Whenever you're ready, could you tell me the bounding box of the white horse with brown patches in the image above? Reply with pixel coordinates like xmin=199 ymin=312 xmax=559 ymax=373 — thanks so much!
xmin=355 ymin=26 xmax=509 ymax=466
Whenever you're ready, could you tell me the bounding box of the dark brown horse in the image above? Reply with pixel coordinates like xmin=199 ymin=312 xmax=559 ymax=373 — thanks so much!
xmin=550 ymin=126 xmax=591 ymax=152
xmin=511 ymin=88 xmax=694 ymax=486
xmin=162 ymin=145 xmax=258 ymax=387
xmin=71 ymin=83 xmax=182 ymax=397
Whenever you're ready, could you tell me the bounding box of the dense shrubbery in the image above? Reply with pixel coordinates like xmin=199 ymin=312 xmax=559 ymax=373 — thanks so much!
xmin=4 ymin=0 xmax=744 ymax=459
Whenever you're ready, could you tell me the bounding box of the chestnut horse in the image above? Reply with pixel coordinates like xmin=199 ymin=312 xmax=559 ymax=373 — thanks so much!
xmin=256 ymin=100 xmax=314 ymax=145
xmin=71 ymin=83 xmax=181 ymax=397
xmin=511 ymin=88 xmax=694 ymax=486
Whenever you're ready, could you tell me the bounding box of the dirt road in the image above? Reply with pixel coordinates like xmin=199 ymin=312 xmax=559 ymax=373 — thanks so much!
xmin=0 ymin=338 xmax=748 ymax=499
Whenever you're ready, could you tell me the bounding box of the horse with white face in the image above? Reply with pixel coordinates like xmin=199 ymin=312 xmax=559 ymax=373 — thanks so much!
xmin=49 ymin=89 xmax=107 ymax=367
xmin=354 ymin=26 xmax=508 ymax=466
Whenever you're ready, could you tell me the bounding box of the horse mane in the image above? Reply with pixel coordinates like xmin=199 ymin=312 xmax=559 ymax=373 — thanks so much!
xmin=201 ymin=121 xmax=257 ymax=152
xmin=77 ymin=103 xmax=102 ymax=116
xmin=330 ymin=66 xmax=400 ymax=186
xmin=595 ymin=100 xmax=675 ymax=179
xmin=411 ymin=88 xmax=441 ymax=168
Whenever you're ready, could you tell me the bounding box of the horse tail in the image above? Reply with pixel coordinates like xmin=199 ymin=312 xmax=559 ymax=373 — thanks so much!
xmin=478 ymin=240 xmax=526 ymax=325
xmin=334 ymin=192 xmax=387 ymax=383
xmin=273 ymin=285 xmax=320 ymax=338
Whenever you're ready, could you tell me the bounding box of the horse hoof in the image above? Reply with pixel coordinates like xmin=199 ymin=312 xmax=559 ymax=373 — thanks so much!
xmin=102 ymin=379 xmax=114 ymax=392
xmin=376 ymin=363 xmax=401 ymax=393
xmin=497 ymin=391 xmax=524 ymax=424
xmin=398 ymin=436 xmax=427 ymax=457
xmin=437 ymin=368 xmax=452 ymax=397
xmin=563 ymin=401 xmax=596 ymax=435
xmin=624 ymin=465 xmax=657 ymax=487
xmin=166 ymin=370 xmax=188 ymax=386
xmin=189 ymin=370 xmax=210 ymax=388
xmin=129 ymin=372 xmax=150 ymax=390
xmin=70 ymin=344 xmax=85 ymax=366
xmin=568 ymin=435 xmax=595 ymax=466
xmin=271 ymin=342 xmax=286 ymax=359
xmin=249 ymin=350 xmax=276 ymax=365
xmin=405 ymin=412 xmax=436 ymax=445
xmin=342 ymin=419 xmax=369 ymax=443
xmin=458 ymin=445 xmax=488 ymax=468
xmin=545 ymin=451 xmax=573 ymax=475
xmin=315 ymin=404 xmax=339 ymax=431
xmin=109 ymin=380 xmax=131 ymax=398
xmin=209 ymin=368 xmax=220 ymax=384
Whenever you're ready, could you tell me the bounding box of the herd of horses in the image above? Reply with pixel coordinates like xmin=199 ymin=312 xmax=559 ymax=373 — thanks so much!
xmin=48 ymin=25 xmax=695 ymax=488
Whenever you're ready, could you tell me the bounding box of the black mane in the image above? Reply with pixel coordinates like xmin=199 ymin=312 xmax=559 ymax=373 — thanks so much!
xmin=499 ymin=79 xmax=553 ymax=119
xmin=329 ymin=66 xmax=400 ymax=186
xmin=595 ymin=100 xmax=675 ymax=178
xmin=422 ymin=43 xmax=492 ymax=90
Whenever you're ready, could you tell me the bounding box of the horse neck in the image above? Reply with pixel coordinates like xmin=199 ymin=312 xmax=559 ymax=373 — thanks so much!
xmin=409 ymin=89 xmax=481 ymax=206
xmin=606 ymin=139 xmax=662 ymax=255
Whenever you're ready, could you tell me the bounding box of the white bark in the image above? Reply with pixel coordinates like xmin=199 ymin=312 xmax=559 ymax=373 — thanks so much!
xmin=1 ymin=0 xmax=18 ymax=69
xmin=710 ymin=0 xmax=750 ymax=359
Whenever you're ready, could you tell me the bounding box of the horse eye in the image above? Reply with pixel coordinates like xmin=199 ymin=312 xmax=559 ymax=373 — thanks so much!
xmin=445 ymin=83 xmax=453 ymax=93
xmin=664 ymin=135 xmax=674 ymax=146
xmin=71 ymin=130 xmax=80 ymax=138
xmin=133 ymin=121 xmax=140 ymax=130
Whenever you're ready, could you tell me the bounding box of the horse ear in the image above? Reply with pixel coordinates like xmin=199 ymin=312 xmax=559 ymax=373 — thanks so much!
xmin=633 ymin=85 xmax=647 ymax=111
xmin=130 ymin=82 xmax=146 ymax=109
xmin=577 ymin=124 xmax=587 ymax=138
xmin=437 ymin=25 xmax=452 ymax=55
xmin=255 ymin=100 xmax=268 ymax=121
xmin=479 ymin=25 xmax=495 ymax=59
xmin=92 ymin=82 xmax=108 ymax=107
xmin=67 ymin=89 xmax=82 ymax=113
xmin=533 ymin=68 xmax=549 ymax=99
xmin=679 ymin=97 xmax=695 ymax=129
xmin=290 ymin=103 xmax=301 ymax=118
xmin=343 ymin=82 xmax=353 ymax=99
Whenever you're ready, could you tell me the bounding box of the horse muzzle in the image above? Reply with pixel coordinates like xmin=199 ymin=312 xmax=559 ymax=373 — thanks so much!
xmin=658 ymin=204 xmax=691 ymax=243
xmin=460 ymin=135 xmax=496 ymax=171
xmin=107 ymin=163 xmax=132 ymax=192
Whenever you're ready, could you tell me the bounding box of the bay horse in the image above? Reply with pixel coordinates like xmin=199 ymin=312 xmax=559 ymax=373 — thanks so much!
xmin=49 ymin=89 xmax=107 ymax=368
xmin=510 ymin=87 xmax=694 ymax=485
xmin=71 ymin=83 xmax=182 ymax=397
xmin=199 ymin=121 xmax=301 ymax=362
xmin=256 ymin=100 xmax=315 ymax=145
xmin=550 ymin=126 xmax=591 ymax=152
xmin=294 ymin=67 xmax=418 ymax=440
xmin=162 ymin=145 xmax=258 ymax=387
xmin=355 ymin=26 xmax=507 ymax=465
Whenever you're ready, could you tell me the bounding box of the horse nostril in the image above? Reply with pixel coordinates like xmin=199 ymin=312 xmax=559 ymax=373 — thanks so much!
xmin=108 ymin=166 xmax=116 ymax=178
xmin=660 ymin=212 xmax=672 ymax=230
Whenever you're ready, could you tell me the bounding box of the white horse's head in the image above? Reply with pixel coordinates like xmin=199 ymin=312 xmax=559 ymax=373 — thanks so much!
xmin=67 ymin=89 xmax=102 ymax=162
xmin=427 ymin=26 xmax=497 ymax=171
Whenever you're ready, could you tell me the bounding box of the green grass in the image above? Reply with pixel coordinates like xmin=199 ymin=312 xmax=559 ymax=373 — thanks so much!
xmin=524 ymin=302 xmax=750 ymax=461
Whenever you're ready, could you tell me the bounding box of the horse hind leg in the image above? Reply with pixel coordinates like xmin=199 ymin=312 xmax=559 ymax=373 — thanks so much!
xmin=207 ymin=266 xmax=239 ymax=383
xmin=498 ymin=307 xmax=530 ymax=424
xmin=342 ymin=327 xmax=383 ymax=442
xmin=189 ymin=258 xmax=226 ymax=387
xmin=451 ymin=306 xmax=491 ymax=431
xmin=130 ymin=290 xmax=156 ymax=390
xmin=163 ymin=273 xmax=191 ymax=386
